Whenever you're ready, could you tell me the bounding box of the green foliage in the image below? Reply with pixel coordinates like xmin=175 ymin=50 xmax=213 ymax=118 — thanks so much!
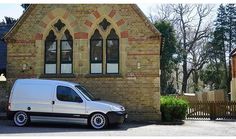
xmin=160 ymin=96 xmax=189 ymax=122
xmin=154 ymin=20 xmax=177 ymax=95
xmin=0 ymin=82 xmax=11 ymax=94
xmin=0 ymin=17 xmax=16 ymax=25
xmin=201 ymin=4 xmax=236 ymax=94
xmin=165 ymin=83 xmax=177 ymax=94
xmin=200 ymin=63 xmax=225 ymax=90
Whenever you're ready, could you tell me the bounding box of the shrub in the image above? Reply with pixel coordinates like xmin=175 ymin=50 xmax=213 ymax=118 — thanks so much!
xmin=160 ymin=96 xmax=189 ymax=122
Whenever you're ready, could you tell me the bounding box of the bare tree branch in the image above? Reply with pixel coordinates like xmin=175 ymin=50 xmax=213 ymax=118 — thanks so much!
xmin=150 ymin=4 xmax=215 ymax=93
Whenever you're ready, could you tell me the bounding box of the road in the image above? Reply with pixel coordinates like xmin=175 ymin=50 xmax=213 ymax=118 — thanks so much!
xmin=0 ymin=119 xmax=236 ymax=136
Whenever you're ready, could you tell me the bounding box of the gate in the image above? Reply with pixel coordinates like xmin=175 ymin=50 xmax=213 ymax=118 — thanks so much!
xmin=187 ymin=101 xmax=236 ymax=120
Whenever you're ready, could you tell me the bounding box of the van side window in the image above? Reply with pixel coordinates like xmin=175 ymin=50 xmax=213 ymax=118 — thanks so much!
xmin=57 ymin=86 xmax=82 ymax=102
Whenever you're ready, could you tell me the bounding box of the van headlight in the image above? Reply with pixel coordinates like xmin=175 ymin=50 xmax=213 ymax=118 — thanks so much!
xmin=111 ymin=106 xmax=125 ymax=111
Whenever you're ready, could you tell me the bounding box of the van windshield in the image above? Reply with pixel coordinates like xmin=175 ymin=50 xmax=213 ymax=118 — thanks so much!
xmin=75 ymin=85 xmax=96 ymax=101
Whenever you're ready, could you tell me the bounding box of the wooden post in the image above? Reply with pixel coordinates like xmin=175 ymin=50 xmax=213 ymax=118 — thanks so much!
xmin=210 ymin=102 xmax=216 ymax=120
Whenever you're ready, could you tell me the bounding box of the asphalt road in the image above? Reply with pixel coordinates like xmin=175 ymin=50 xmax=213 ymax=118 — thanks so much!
xmin=0 ymin=119 xmax=236 ymax=136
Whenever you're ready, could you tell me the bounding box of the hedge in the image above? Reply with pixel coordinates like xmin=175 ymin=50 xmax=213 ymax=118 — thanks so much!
xmin=161 ymin=96 xmax=189 ymax=122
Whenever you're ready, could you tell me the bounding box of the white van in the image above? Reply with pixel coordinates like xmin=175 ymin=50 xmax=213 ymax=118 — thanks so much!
xmin=7 ymin=79 xmax=127 ymax=129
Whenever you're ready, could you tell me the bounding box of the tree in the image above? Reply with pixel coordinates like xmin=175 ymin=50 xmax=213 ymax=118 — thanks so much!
xmin=190 ymin=37 xmax=210 ymax=92
xmin=0 ymin=17 xmax=16 ymax=25
xmin=198 ymin=4 xmax=236 ymax=99
xmin=4 ymin=17 xmax=16 ymax=24
xmin=199 ymin=39 xmax=225 ymax=90
xmin=225 ymin=4 xmax=236 ymax=94
xmin=200 ymin=63 xmax=225 ymax=90
xmin=171 ymin=4 xmax=213 ymax=93
xmin=150 ymin=4 xmax=214 ymax=94
xmin=21 ymin=4 xmax=30 ymax=11
xmin=154 ymin=20 xmax=177 ymax=94
xmin=208 ymin=4 xmax=236 ymax=96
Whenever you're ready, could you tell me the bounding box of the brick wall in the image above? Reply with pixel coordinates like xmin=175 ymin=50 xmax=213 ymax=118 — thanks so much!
xmin=231 ymin=55 xmax=236 ymax=101
xmin=5 ymin=4 xmax=161 ymax=121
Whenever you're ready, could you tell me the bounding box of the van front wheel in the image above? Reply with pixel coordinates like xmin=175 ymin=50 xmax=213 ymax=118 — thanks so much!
xmin=13 ymin=111 xmax=30 ymax=127
xmin=89 ymin=113 xmax=108 ymax=129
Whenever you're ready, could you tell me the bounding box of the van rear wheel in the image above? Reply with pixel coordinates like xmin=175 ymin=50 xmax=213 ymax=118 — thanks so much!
xmin=89 ymin=113 xmax=108 ymax=129
xmin=13 ymin=111 xmax=30 ymax=127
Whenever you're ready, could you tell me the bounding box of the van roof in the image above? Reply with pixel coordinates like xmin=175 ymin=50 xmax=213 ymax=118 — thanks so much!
xmin=15 ymin=79 xmax=80 ymax=86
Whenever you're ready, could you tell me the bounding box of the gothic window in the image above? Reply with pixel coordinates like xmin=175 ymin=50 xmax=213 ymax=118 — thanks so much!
xmin=90 ymin=21 xmax=120 ymax=75
xmin=60 ymin=29 xmax=73 ymax=74
xmin=44 ymin=20 xmax=73 ymax=75
xmin=90 ymin=29 xmax=103 ymax=74
xmin=45 ymin=30 xmax=57 ymax=74
xmin=106 ymin=29 xmax=119 ymax=74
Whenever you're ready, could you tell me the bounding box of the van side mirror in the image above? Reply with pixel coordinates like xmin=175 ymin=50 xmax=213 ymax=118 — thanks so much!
xmin=75 ymin=96 xmax=83 ymax=103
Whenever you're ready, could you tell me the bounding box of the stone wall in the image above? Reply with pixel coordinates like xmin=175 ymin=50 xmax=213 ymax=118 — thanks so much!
xmin=5 ymin=4 xmax=161 ymax=121
xmin=0 ymin=82 xmax=10 ymax=112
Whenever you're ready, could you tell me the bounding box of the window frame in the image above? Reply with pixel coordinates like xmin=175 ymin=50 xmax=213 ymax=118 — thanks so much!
xmin=44 ymin=40 xmax=58 ymax=75
xmin=106 ymin=39 xmax=119 ymax=74
xmin=89 ymin=27 xmax=120 ymax=75
xmin=90 ymin=31 xmax=103 ymax=74
xmin=106 ymin=28 xmax=119 ymax=74
xmin=56 ymin=85 xmax=83 ymax=103
xmin=60 ymin=40 xmax=73 ymax=74
xmin=44 ymin=26 xmax=74 ymax=75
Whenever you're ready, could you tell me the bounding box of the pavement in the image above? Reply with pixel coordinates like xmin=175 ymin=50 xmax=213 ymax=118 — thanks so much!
xmin=0 ymin=119 xmax=236 ymax=136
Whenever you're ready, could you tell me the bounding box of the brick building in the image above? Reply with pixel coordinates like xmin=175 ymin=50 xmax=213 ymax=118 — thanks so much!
xmin=231 ymin=48 xmax=236 ymax=101
xmin=0 ymin=24 xmax=13 ymax=74
xmin=3 ymin=4 xmax=162 ymax=121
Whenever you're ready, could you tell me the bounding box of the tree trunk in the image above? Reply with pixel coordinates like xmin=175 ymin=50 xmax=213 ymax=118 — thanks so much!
xmin=222 ymin=34 xmax=229 ymax=100
xmin=227 ymin=16 xmax=232 ymax=98
xmin=181 ymin=58 xmax=188 ymax=94
xmin=160 ymin=70 xmax=167 ymax=95
xmin=193 ymin=70 xmax=199 ymax=92
xmin=176 ymin=67 xmax=179 ymax=92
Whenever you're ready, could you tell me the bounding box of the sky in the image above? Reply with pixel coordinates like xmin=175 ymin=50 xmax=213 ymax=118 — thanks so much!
xmin=0 ymin=4 xmax=23 ymax=21
xmin=0 ymin=4 xmax=155 ymax=22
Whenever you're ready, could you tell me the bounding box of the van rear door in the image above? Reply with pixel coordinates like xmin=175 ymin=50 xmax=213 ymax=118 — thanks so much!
xmin=52 ymin=85 xmax=86 ymax=117
xmin=12 ymin=83 xmax=54 ymax=113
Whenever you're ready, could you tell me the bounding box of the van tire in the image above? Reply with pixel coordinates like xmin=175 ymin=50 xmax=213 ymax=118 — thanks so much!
xmin=13 ymin=111 xmax=30 ymax=127
xmin=89 ymin=113 xmax=108 ymax=129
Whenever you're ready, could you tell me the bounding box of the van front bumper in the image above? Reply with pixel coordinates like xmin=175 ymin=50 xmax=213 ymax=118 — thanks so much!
xmin=106 ymin=111 xmax=128 ymax=124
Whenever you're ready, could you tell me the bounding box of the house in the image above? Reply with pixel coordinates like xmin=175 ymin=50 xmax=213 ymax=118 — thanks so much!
xmin=0 ymin=24 xmax=13 ymax=75
xmin=230 ymin=48 xmax=236 ymax=101
xmin=3 ymin=4 xmax=162 ymax=121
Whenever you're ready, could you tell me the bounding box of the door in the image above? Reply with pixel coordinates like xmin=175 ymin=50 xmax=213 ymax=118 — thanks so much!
xmin=52 ymin=86 xmax=86 ymax=115
xmin=13 ymin=83 xmax=54 ymax=113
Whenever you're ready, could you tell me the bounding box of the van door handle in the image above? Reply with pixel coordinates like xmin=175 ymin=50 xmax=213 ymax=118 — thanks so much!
xmin=52 ymin=101 xmax=55 ymax=105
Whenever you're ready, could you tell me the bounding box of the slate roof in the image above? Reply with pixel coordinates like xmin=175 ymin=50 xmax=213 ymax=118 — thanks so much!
xmin=0 ymin=24 xmax=13 ymax=70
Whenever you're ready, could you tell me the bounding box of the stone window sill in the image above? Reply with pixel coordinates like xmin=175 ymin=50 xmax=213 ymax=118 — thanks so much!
xmin=40 ymin=74 xmax=76 ymax=78
xmin=84 ymin=74 xmax=123 ymax=78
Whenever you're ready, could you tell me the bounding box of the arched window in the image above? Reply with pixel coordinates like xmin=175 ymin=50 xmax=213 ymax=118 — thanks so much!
xmin=106 ymin=28 xmax=119 ymax=74
xmin=60 ymin=29 xmax=73 ymax=74
xmin=90 ymin=29 xmax=103 ymax=74
xmin=45 ymin=30 xmax=57 ymax=74
xmin=44 ymin=20 xmax=73 ymax=75
xmin=90 ymin=19 xmax=120 ymax=75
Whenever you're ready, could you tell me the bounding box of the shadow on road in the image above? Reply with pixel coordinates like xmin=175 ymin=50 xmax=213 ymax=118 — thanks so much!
xmin=185 ymin=119 xmax=236 ymax=122
xmin=0 ymin=120 xmax=148 ymax=134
